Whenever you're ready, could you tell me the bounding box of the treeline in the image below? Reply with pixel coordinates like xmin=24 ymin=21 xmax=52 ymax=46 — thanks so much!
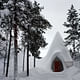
xmin=0 ymin=0 xmax=52 ymax=80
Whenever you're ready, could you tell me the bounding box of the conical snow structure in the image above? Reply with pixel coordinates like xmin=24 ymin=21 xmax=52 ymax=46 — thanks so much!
xmin=37 ymin=32 xmax=73 ymax=72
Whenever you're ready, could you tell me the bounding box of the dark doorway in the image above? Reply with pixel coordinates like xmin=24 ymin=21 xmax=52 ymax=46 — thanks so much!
xmin=52 ymin=57 xmax=64 ymax=72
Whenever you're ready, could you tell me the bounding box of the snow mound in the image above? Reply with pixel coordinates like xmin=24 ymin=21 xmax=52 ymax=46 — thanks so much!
xmin=37 ymin=32 xmax=73 ymax=72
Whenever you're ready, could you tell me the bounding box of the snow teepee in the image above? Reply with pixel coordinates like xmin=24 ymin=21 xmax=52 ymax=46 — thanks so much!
xmin=37 ymin=32 xmax=73 ymax=72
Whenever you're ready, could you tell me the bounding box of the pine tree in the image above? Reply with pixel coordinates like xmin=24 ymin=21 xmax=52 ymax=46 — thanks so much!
xmin=20 ymin=0 xmax=52 ymax=76
xmin=23 ymin=1 xmax=52 ymax=71
xmin=1 ymin=0 xmax=52 ymax=78
xmin=0 ymin=0 xmax=33 ymax=78
xmin=1 ymin=16 xmax=12 ymax=76
xmin=64 ymin=5 xmax=79 ymax=58
xmin=29 ymin=32 xmax=47 ymax=68
xmin=76 ymin=25 xmax=80 ymax=55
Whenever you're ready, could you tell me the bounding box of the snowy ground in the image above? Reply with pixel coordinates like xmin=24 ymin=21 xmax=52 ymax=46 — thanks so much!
xmin=0 ymin=64 xmax=80 ymax=80
xmin=17 ymin=67 xmax=80 ymax=80
xmin=0 ymin=53 xmax=80 ymax=80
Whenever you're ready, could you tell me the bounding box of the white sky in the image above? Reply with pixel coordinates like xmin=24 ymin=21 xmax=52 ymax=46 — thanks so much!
xmin=30 ymin=0 xmax=80 ymax=57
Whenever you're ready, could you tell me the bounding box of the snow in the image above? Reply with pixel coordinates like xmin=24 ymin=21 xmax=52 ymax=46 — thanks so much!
xmin=47 ymin=32 xmax=72 ymax=61
xmin=0 ymin=66 xmax=80 ymax=80
xmin=0 ymin=32 xmax=79 ymax=80
xmin=73 ymin=60 xmax=80 ymax=68
xmin=0 ymin=49 xmax=80 ymax=80
xmin=36 ymin=32 xmax=73 ymax=71
xmin=0 ymin=9 xmax=9 ymax=18
xmin=0 ymin=1 xmax=80 ymax=80
xmin=1 ymin=32 xmax=80 ymax=80
xmin=8 ymin=0 xmax=13 ymax=4
xmin=0 ymin=47 xmax=80 ymax=80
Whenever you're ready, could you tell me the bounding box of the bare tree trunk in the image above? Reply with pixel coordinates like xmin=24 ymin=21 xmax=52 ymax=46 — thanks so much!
xmin=34 ymin=56 xmax=36 ymax=68
xmin=27 ymin=42 xmax=29 ymax=76
xmin=5 ymin=28 xmax=12 ymax=77
xmin=13 ymin=0 xmax=18 ymax=80
xmin=26 ymin=24 xmax=30 ymax=76
xmin=23 ymin=46 xmax=25 ymax=71
xmin=14 ymin=24 xmax=18 ymax=80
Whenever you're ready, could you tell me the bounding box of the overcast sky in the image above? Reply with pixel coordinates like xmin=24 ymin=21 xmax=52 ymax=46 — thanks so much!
xmin=30 ymin=0 xmax=80 ymax=57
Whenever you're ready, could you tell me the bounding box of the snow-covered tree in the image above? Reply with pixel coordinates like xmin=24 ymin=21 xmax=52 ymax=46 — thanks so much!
xmin=64 ymin=5 xmax=80 ymax=58
xmin=21 ymin=1 xmax=52 ymax=76
xmin=0 ymin=0 xmax=52 ymax=79
xmin=0 ymin=15 xmax=13 ymax=75
xmin=0 ymin=1 xmax=12 ymax=75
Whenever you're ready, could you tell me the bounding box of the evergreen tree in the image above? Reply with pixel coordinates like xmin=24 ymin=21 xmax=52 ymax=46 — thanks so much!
xmin=0 ymin=0 xmax=52 ymax=79
xmin=64 ymin=5 xmax=79 ymax=58
xmin=23 ymin=0 xmax=51 ymax=71
xmin=76 ymin=25 xmax=80 ymax=55
xmin=29 ymin=32 xmax=46 ymax=68
xmin=20 ymin=0 xmax=52 ymax=76
xmin=0 ymin=0 xmax=33 ymax=78
xmin=0 ymin=2 xmax=11 ymax=75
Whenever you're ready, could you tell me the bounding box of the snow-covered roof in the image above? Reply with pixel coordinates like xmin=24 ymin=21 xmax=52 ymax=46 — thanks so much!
xmin=46 ymin=32 xmax=73 ymax=62
xmin=37 ymin=32 xmax=73 ymax=71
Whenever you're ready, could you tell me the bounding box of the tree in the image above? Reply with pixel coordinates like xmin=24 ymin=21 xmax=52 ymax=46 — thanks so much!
xmin=20 ymin=0 xmax=51 ymax=76
xmin=0 ymin=5 xmax=12 ymax=75
xmin=63 ymin=5 xmax=79 ymax=58
xmin=5 ymin=26 xmax=12 ymax=77
xmin=29 ymin=32 xmax=46 ymax=68
xmin=0 ymin=0 xmax=33 ymax=78
xmin=22 ymin=1 xmax=52 ymax=75
xmin=1 ymin=0 xmax=52 ymax=79
xmin=21 ymin=31 xmax=26 ymax=72
xmin=76 ymin=23 xmax=80 ymax=55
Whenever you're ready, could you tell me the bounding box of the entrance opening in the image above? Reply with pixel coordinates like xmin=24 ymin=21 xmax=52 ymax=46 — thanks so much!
xmin=51 ymin=57 xmax=64 ymax=72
